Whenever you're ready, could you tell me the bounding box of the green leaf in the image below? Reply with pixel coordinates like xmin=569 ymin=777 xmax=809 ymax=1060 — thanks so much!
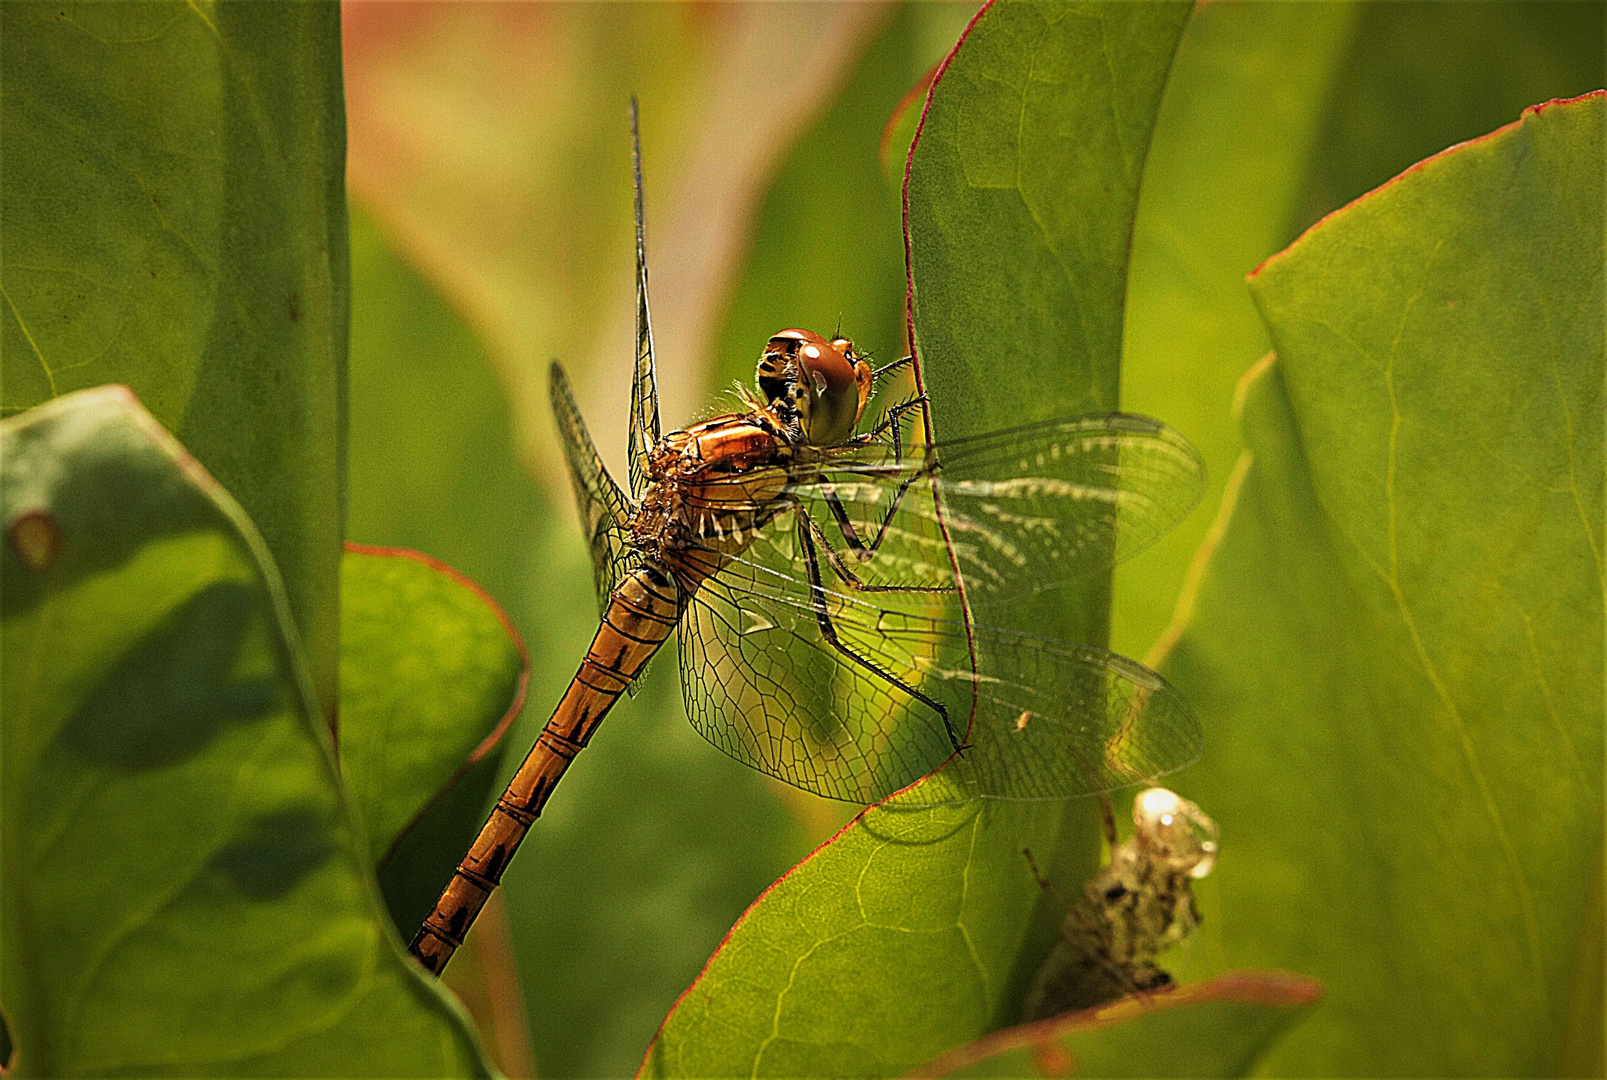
xmin=645 ymin=799 xmax=1094 ymax=1078
xmin=1163 ymin=93 xmax=1604 ymax=1074
xmin=909 ymin=0 xmax=1192 ymax=441
xmin=1112 ymin=0 xmax=1358 ymax=657
xmin=0 ymin=387 xmax=488 ymax=1077
xmin=338 ymin=544 xmax=528 ymax=935
xmin=0 ymin=1 xmax=348 ymax=717
xmin=905 ymin=971 xmax=1323 ymax=1078
xmin=644 ymin=4 xmax=1191 ymax=1075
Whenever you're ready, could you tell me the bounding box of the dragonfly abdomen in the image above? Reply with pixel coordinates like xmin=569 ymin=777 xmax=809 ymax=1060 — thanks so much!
xmin=408 ymin=566 xmax=681 ymax=973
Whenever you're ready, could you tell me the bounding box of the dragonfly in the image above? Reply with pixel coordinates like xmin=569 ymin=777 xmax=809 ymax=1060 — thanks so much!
xmin=408 ymin=101 xmax=1206 ymax=975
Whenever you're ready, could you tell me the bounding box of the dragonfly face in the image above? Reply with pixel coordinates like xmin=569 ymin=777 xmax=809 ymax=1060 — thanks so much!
xmin=756 ymin=329 xmax=873 ymax=446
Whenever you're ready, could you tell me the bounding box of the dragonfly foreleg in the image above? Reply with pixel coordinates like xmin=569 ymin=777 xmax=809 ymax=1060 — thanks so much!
xmin=848 ymin=390 xmax=928 ymax=462
xmin=869 ymin=354 xmax=916 ymax=381
xmin=796 ymin=513 xmax=967 ymax=755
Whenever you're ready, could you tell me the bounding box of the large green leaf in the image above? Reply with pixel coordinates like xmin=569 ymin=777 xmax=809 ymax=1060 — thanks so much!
xmin=0 ymin=387 xmax=487 ymax=1077
xmin=0 ymin=1 xmax=348 ymax=718
xmin=1162 ymin=94 xmax=1604 ymax=1074
xmin=909 ymin=0 xmax=1190 ymax=441
xmin=905 ymin=971 xmax=1323 ymax=1078
xmin=338 ymin=545 xmax=527 ymax=936
xmin=644 ymin=4 xmax=1191 ymax=1075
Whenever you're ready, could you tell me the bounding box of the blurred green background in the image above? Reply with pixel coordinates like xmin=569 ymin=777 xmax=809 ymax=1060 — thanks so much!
xmin=339 ymin=3 xmax=1603 ymax=1076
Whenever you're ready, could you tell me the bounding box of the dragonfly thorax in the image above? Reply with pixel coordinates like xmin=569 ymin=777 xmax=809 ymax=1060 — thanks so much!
xmin=630 ymin=412 xmax=795 ymax=582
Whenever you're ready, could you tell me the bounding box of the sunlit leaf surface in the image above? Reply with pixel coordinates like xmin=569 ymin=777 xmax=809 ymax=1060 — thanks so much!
xmin=1163 ymin=93 xmax=1604 ymax=1075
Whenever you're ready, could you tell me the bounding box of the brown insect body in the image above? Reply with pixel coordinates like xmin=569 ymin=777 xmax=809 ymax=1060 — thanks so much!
xmin=412 ymin=351 xmax=846 ymax=975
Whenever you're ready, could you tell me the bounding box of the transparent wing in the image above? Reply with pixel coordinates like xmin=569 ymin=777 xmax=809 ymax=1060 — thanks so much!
xmin=672 ymin=411 xmax=1205 ymax=802
xmin=787 ymin=413 xmax=1206 ymax=599
xmin=676 ymin=513 xmax=1201 ymax=804
xmin=550 ymin=362 xmax=638 ymax=616
xmin=627 ymin=97 xmax=660 ymax=501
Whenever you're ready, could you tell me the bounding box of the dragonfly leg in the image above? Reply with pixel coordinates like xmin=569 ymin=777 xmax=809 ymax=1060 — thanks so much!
xmin=869 ymin=353 xmax=916 ymax=381
xmin=799 ymin=502 xmax=953 ymax=595
xmin=796 ymin=513 xmax=967 ymax=755
xmin=849 ymin=391 xmax=928 ymax=461
xmin=818 ymin=468 xmax=932 ymax=566
xmin=812 ymin=392 xmax=937 ymax=563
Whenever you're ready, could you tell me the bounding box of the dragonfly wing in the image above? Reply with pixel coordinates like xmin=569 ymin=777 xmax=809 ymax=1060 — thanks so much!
xmin=793 ymin=413 xmax=1206 ymax=601
xmin=627 ymin=97 xmax=660 ymax=501
xmin=677 ymin=519 xmax=1201 ymax=804
xmin=678 ymin=522 xmax=958 ymax=803
xmin=550 ymin=362 xmax=638 ymax=617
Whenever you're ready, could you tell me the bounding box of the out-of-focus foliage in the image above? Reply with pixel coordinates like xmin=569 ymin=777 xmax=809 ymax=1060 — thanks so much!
xmin=1 ymin=1 xmax=348 ymax=718
xmin=644 ymin=5 xmax=1195 ymax=1076
xmin=1298 ymin=1 xmax=1606 ymax=224
xmin=1165 ymin=93 xmax=1604 ymax=1075
xmin=342 ymin=3 xmax=879 ymax=472
xmin=1112 ymin=0 xmax=1356 ymax=655
xmin=0 ymin=388 xmax=489 ymax=1077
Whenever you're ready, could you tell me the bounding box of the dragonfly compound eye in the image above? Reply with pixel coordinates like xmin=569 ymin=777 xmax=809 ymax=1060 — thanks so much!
xmin=756 ymin=329 xmax=872 ymax=446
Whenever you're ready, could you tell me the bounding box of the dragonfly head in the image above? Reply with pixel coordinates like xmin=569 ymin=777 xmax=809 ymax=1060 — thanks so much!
xmin=756 ymin=329 xmax=873 ymax=446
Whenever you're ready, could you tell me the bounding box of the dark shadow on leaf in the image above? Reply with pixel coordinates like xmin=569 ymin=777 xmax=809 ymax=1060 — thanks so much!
xmin=58 ymin=580 xmax=279 ymax=770
xmin=207 ymin=806 xmax=336 ymax=901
